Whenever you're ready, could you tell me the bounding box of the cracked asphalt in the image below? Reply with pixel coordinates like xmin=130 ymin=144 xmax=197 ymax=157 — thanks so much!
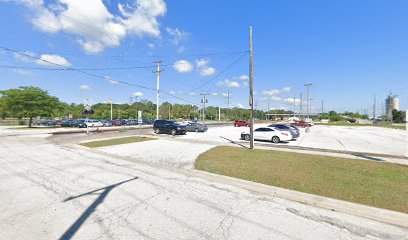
xmin=1 ymin=133 xmax=407 ymax=240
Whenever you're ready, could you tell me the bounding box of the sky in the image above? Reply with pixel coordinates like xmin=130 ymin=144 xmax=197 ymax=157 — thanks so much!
xmin=1 ymin=0 xmax=408 ymax=115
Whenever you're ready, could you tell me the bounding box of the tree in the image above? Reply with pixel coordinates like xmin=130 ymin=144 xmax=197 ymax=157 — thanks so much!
xmin=0 ymin=86 xmax=62 ymax=127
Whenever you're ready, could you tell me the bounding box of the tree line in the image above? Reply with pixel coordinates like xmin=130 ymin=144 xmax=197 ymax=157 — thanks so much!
xmin=3 ymin=86 xmax=403 ymax=128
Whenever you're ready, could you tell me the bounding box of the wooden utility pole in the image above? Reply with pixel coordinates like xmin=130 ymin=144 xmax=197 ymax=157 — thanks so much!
xmin=153 ymin=60 xmax=162 ymax=120
xmin=249 ymin=26 xmax=254 ymax=149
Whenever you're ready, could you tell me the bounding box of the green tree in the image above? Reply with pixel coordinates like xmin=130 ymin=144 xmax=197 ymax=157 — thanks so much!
xmin=0 ymin=86 xmax=61 ymax=127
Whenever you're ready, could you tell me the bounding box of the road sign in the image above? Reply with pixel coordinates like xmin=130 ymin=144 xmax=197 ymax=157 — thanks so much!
xmin=138 ymin=111 xmax=142 ymax=124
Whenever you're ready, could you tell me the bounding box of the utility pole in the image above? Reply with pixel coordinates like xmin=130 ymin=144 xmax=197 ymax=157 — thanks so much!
xmin=299 ymin=93 xmax=303 ymax=120
xmin=200 ymin=92 xmax=209 ymax=124
xmin=304 ymin=83 xmax=312 ymax=119
xmin=227 ymin=90 xmax=230 ymax=121
xmin=406 ymin=110 xmax=408 ymax=157
xmin=249 ymin=26 xmax=254 ymax=149
xmin=218 ymin=106 xmax=221 ymax=122
xmin=254 ymin=100 xmax=259 ymax=119
xmin=109 ymin=98 xmax=113 ymax=120
xmin=153 ymin=60 xmax=162 ymax=120
xmin=373 ymin=95 xmax=376 ymax=120
xmin=309 ymin=98 xmax=314 ymax=117
xmin=321 ymin=100 xmax=324 ymax=116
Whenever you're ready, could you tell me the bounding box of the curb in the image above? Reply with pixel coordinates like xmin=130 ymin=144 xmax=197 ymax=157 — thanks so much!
xmin=188 ymin=170 xmax=408 ymax=229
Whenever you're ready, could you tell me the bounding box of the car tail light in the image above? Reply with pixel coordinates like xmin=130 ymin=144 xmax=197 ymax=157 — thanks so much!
xmin=282 ymin=132 xmax=288 ymax=136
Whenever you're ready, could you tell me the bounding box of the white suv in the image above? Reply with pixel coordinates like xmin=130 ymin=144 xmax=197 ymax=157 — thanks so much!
xmin=85 ymin=119 xmax=103 ymax=127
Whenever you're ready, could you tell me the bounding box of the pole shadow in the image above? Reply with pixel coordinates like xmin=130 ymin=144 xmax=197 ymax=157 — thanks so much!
xmin=59 ymin=176 xmax=138 ymax=240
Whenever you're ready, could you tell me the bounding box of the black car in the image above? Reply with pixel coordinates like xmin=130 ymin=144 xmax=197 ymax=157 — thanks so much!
xmin=153 ymin=120 xmax=186 ymax=135
xmin=268 ymin=124 xmax=300 ymax=139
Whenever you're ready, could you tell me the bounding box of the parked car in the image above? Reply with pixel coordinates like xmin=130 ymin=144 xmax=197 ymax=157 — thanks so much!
xmin=185 ymin=122 xmax=208 ymax=132
xmin=110 ymin=120 xmax=122 ymax=126
xmin=268 ymin=124 xmax=299 ymax=139
xmin=71 ymin=119 xmax=86 ymax=128
xmin=234 ymin=120 xmax=249 ymax=127
xmin=54 ymin=120 xmax=63 ymax=126
xmin=61 ymin=120 xmax=75 ymax=127
xmin=241 ymin=127 xmax=292 ymax=143
xmin=84 ymin=119 xmax=103 ymax=127
xmin=291 ymin=121 xmax=311 ymax=127
xmin=41 ymin=120 xmax=55 ymax=126
xmin=153 ymin=120 xmax=187 ymax=135
xmin=100 ymin=120 xmax=112 ymax=127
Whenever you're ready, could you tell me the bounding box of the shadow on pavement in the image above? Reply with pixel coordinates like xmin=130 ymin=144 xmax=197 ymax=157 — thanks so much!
xmin=59 ymin=177 xmax=138 ymax=240
xmin=352 ymin=154 xmax=385 ymax=162
xmin=219 ymin=136 xmax=248 ymax=148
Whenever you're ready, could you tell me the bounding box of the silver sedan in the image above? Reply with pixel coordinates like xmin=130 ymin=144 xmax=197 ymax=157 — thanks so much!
xmin=185 ymin=123 xmax=208 ymax=132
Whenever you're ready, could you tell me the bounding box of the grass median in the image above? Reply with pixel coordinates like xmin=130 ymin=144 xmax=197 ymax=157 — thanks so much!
xmin=80 ymin=136 xmax=155 ymax=148
xmin=195 ymin=146 xmax=408 ymax=213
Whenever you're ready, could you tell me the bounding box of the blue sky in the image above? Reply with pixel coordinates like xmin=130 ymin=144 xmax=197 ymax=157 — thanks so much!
xmin=1 ymin=0 xmax=407 ymax=115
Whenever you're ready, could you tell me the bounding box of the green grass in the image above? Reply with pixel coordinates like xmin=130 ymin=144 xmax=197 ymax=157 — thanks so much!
xmin=315 ymin=122 xmax=405 ymax=130
xmin=195 ymin=146 xmax=408 ymax=213
xmin=80 ymin=136 xmax=155 ymax=148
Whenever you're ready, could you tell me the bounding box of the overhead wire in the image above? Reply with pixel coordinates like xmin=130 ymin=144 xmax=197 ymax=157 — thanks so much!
xmin=1 ymin=46 xmax=197 ymax=105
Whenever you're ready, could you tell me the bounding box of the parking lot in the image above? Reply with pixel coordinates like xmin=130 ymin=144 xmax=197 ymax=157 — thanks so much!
xmin=176 ymin=124 xmax=407 ymax=157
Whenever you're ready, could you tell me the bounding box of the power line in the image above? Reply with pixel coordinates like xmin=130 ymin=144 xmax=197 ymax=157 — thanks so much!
xmin=1 ymin=46 xmax=197 ymax=105
xmin=190 ymin=51 xmax=248 ymax=92
xmin=0 ymin=64 xmax=156 ymax=71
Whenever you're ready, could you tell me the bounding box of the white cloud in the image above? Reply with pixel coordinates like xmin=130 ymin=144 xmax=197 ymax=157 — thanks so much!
xmin=133 ymin=91 xmax=143 ymax=97
xmin=104 ymin=76 xmax=118 ymax=84
xmin=170 ymin=90 xmax=176 ymax=95
xmin=13 ymin=69 xmax=32 ymax=76
xmin=196 ymin=59 xmax=216 ymax=77
xmin=36 ymin=54 xmax=71 ymax=67
xmin=79 ymin=85 xmax=91 ymax=91
xmin=166 ymin=27 xmax=188 ymax=45
xmin=173 ymin=60 xmax=193 ymax=73
xmin=212 ymin=92 xmax=218 ymax=96
xmin=78 ymin=40 xmax=104 ymax=54
xmin=177 ymin=46 xmax=186 ymax=53
xmin=201 ymin=67 xmax=215 ymax=76
xmin=13 ymin=51 xmax=36 ymax=62
xmin=147 ymin=43 xmax=155 ymax=49
xmin=189 ymin=92 xmax=196 ymax=95
xmin=284 ymin=97 xmax=301 ymax=105
xmin=238 ymin=74 xmax=249 ymax=81
xmin=237 ymin=103 xmax=244 ymax=108
xmin=262 ymin=89 xmax=280 ymax=96
xmin=271 ymin=96 xmax=282 ymax=101
xmin=216 ymin=79 xmax=241 ymax=88
xmin=222 ymin=92 xmax=231 ymax=97
xmin=11 ymin=0 xmax=167 ymax=54
xmin=282 ymin=87 xmax=291 ymax=93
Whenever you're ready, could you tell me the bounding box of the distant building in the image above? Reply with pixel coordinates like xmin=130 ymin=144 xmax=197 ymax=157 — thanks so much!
xmin=385 ymin=94 xmax=399 ymax=112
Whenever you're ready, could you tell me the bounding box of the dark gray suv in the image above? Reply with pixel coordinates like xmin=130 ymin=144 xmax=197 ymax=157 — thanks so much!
xmin=153 ymin=120 xmax=187 ymax=135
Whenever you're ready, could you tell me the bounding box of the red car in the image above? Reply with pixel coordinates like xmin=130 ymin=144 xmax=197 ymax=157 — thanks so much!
xmin=111 ymin=120 xmax=122 ymax=126
xmin=234 ymin=120 xmax=249 ymax=127
xmin=291 ymin=121 xmax=311 ymax=127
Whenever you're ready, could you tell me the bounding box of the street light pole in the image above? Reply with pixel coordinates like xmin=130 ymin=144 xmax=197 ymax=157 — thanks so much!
xmin=304 ymin=83 xmax=313 ymax=119
xmin=109 ymin=98 xmax=113 ymax=120
xmin=249 ymin=26 xmax=254 ymax=149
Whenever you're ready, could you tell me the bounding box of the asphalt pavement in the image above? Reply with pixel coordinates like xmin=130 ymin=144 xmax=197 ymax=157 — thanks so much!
xmin=1 ymin=133 xmax=407 ymax=239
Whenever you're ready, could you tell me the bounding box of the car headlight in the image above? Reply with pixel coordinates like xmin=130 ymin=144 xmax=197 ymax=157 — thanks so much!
xmin=177 ymin=127 xmax=180 ymax=130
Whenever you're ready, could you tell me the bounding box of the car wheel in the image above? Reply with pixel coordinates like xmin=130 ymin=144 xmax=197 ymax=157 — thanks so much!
xmin=234 ymin=124 xmax=237 ymax=127
xmin=171 ymin=129 xmax=176 ymax=136
xmin=195 ymin=128 xmax=198 ymax=133
xmin=246 ymin=124 xmax=249 ymax=127
xmin=155 ymin=128 xmax=160 ymax=134
xmin=271 ymin=136 xmax=280 ymax=143
xmin=244 ymin=134 xmax=250 ymax=141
